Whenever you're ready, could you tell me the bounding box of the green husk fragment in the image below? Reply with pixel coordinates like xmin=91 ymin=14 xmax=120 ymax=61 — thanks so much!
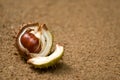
xmin=27 ymin=44 xmax=64 ymax=68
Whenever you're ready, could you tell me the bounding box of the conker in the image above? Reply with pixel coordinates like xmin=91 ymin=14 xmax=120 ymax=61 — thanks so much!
xmin=20 ymin=31 xmax=41 ymax=53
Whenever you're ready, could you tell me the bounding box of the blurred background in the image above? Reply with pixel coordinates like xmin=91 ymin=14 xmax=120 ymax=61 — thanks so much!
xmin=0 ymin=0 xmax=120 ymax=80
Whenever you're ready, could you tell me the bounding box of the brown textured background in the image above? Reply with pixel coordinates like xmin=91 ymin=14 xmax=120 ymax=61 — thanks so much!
xmin=0 ymin=0 xmax=120 ymax=80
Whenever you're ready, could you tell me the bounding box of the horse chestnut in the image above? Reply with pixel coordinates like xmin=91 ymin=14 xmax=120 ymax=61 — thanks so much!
xmin=16 ymin=22 xmax=64 ymax=68
xmin=21 ymin=30 xmax=41 ymax=53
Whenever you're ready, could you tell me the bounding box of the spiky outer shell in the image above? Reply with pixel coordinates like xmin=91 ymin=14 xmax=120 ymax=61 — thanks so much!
xmin=27 ymin=44 xmax=64 ymax=68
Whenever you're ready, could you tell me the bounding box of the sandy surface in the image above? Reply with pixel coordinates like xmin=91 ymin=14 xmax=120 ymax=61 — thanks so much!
xmin=0 ymin=0 xmax=120 ymax=80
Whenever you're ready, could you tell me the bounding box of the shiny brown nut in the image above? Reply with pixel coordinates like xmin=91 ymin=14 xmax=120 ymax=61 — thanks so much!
xmin=20 ymin=30 xmax=41 ymax=53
